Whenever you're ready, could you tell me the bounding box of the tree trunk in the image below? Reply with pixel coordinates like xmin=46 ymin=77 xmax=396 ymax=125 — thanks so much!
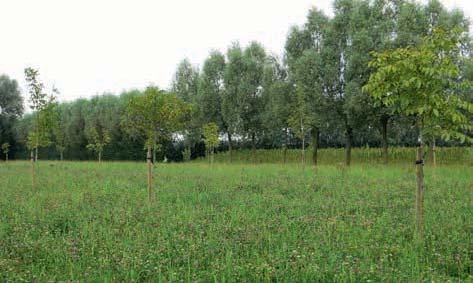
xmin=187 ymin=144 xmax=192 ymax=161
xmin=227 ymin=132 xmax=233 ymax=163
xmin=5 ymin=153 xmax=8 ymax=162
xmin=98 ymin=151 xmax=102 ymax=163
xmin=60 ymin=151 xmax=63 ymax=161
xmin=31 ymin=150 xmax=35 ymax=190
xmin=312 ymin=127 xmax=319 ymax=166
xmin=283 ymin=128 xmax=288 ymax=164
xmin=211 ymin=147 xmax=214 ymax=164
xmin=415 ymin=136 xmax=424 ymax=239
xmin=35 ymin=146 xmax=38 ymax=162
xmin=251 ymin=132 xmax=256 ymax=164
xmin=345 ymin=127 xmax=353 ymax=166
xmin=147 ymin=146 xmax=152 ymax=202
xmin=428 ymin=140 xmax=436 ymax=167
xmin=153 ymin=146 xmax=157 ymax=164
xmin=381 ymin=115 xmax=389 ymax=165
xmin=302 ymin=136 xmax=306 ymax=170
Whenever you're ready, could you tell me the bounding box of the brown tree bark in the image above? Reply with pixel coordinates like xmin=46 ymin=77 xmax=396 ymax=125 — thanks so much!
xmin=345 ymin=127 xmax=353 ymax=166
xmin=153 ymin=147 xmax=157 ymax=164
xmin=227 ymin=132 xmax=233 ymax=163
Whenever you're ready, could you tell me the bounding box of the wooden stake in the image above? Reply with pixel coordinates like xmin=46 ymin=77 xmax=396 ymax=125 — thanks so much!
xmin=31 ymin=150 xmax=35 ymax=190
xmin=415 ymin=143 xmax=424 ymax=239
xmin=147 ymin=146 xmax=152 ymax=202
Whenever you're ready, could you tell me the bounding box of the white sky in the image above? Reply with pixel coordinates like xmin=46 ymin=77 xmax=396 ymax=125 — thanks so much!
xmin=0 ymin=0 xmax=471 ymax=105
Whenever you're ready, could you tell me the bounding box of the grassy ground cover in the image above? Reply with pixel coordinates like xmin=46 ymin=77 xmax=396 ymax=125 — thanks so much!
xmin=0 ymin=161 xmax=471 ymax=281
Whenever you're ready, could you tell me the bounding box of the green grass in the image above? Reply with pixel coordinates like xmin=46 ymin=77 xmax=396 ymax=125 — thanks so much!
xmin=0 ymin=161 xmax=472 ymax=282
xmin=211 ymin=146 xmax=473 ymax=165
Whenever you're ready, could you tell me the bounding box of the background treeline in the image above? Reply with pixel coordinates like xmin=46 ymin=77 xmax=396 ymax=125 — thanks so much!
xmin=1 ymin=0 xmax=472 ymax=162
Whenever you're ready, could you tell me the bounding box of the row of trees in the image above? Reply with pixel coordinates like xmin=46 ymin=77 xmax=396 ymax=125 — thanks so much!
xmin=1 ymin=0 xmax=472 ymax=164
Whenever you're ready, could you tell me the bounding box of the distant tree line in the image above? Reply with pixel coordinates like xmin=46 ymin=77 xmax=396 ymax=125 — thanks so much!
xmin=1 ymin=0 xmax=472 ymax=163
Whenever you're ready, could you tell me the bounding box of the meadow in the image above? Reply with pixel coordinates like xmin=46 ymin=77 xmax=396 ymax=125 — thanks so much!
xmin=0 ymin=157 xmax=472 ymax=281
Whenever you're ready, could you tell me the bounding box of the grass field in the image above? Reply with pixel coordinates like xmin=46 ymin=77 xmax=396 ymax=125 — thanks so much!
xmin=0 ymin=161 xmax=472 ymax=281
xmin=211 ymin=147 xmax=473 ymax=165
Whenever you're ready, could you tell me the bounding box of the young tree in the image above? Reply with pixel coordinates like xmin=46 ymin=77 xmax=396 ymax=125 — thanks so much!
xmin=202 ymin=122 xmax=219 ymax=164
xmin=85 ymin=124 xmax=110 ymax=162
xmin=364 ymin=28 xmax=473 ymax=238
xmin=25 ymin=67 xmax=50 ymax=161
xmin=288 ymin=87 xmax=313 ymax=169
xmin=49 ymin=88 xmax=68 ymax=161
xmin=1 ymin=142 xmax=10 ymax=161
xmin=124 ymin=86 xmax=189 ymax=201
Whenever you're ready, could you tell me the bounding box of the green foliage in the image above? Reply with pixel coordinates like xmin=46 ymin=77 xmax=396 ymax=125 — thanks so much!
xmin=288 ymin=88 xmax=313 ymax=141
xmin=172 ymin=59 xmax=202 ymax=151
xmin=181 ymin=147 xmax=191 ymax=162
xmin=26 ymin=107 xmax=55 ymax=151
xmin=171 ymin=59 xmax=199 ymax=103
xmin=85 ymin=124 xmax=111 ymax=157
xmin=202 ymin=122 xmax=219 ymax=151
xmin=364 ymin=28 xmax=473 ymax=144
xmin=1 ymin=142 xmax=9 ymax=154
xmin=0 ymin=74 xmax=23 ymax=118
xmin=6 ymin=0 xmax=473 ymax=162
xmin=198 ymin=50 xmax=226 ymax=128
xmin=0 ymin=75 xmax=23 ymax=159
xmin=24 ymin=68 xmax=57 ymax=156
xmin=123 ymin=86 xmax=190 ymax=151
xmin=24 ymin=67 xmax=47 ymax=112
xmin=222 ymin=43 xmax=245 ymax=138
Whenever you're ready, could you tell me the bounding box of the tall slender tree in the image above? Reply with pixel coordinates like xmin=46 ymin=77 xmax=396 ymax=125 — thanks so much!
xmin=240 ymin=42 xmax=267 ymax=160
xmin=172 ymin=59 xmax=201 ymax=160
xmin=223 ymin=43 xmax=245 ymax=161
xmin=25 ymin=67 xmax=50 ymax=161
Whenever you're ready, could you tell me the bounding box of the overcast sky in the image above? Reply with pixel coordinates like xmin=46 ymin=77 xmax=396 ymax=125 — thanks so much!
xmin=0 ymin=0 xmax=471 ymax=104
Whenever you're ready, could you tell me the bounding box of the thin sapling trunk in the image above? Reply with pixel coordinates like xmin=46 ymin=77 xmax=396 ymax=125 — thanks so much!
xmin=312 ymin=127 xmax=319 ymax=167
xmin=147 ymin=146 xmax=152 ymax=202
xmin=415 ymin=134 xmax=424 ymax=239
xmin=31 ymin=150 xmax=35 ymax=190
